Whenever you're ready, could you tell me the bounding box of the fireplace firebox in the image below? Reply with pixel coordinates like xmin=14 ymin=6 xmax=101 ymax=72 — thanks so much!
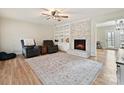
xmin=74 ymin=39 xmax=86 ymax=50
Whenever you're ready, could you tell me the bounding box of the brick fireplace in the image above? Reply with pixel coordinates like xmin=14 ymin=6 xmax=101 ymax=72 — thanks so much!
xmin=64 ymin=19 xmax=91 ymax=58
xmin=67 ymin=38 xmax=89 ymax=58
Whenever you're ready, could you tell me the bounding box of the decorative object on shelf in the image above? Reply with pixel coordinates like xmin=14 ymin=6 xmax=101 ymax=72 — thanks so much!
xmin=55 ymin=39 xmax=59 ymax=42
xmin=65 ymin=38 xmax=69 ymax=43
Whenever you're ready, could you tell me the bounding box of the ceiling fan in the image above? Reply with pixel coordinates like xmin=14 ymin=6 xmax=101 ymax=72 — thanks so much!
xmin=41 ymin=8 xmax=68 ymax=21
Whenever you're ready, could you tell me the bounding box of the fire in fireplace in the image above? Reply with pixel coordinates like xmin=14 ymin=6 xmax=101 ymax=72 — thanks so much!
xmin=74 ymin=39 xmax=86 ymax=50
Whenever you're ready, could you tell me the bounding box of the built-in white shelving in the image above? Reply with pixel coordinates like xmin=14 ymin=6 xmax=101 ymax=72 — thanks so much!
xmin=54 ymin=24 xmax=70 ymax=51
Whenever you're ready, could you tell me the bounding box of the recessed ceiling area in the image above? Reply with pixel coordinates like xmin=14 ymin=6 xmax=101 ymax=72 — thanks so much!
xmin=0 ymin=8 xmax=123 ymax=25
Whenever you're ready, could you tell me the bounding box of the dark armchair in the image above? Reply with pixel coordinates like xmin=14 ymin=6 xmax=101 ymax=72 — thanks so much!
xmin=21 ymin=39 xmax=40 ymax=58
xmin=43 ymin=40 xmax=58 ymax=54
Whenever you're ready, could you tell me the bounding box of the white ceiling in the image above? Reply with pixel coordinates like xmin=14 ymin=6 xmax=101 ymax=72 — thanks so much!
xmin=0 ymin=8 xmax=123 ymax=25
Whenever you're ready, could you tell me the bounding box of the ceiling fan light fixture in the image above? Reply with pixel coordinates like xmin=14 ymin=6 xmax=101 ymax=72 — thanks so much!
xmin=53 ymin=17 xmax=56 ymax=20
xmin=58 ymin=19 xmax=61 ymax=21
xmin=41 ymin=8 xmax=68 ymax=22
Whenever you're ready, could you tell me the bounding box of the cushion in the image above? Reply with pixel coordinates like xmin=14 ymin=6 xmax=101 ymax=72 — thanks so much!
xmin=0 ymin=52 xmax=16 ymax=61
xmin=24 ymin=39 xmax=35 ymax=46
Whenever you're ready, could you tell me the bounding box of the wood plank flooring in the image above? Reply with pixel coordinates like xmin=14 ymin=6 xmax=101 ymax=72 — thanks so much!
xmin=91 ymin=49 xmax=117 ymax=85
xmin=0 ymin=49 xmax=117 ymax=85
xmin=0 ymin=55 xmax=41 ymax=85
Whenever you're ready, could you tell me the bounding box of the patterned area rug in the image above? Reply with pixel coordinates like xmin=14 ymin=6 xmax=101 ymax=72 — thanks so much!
xmin=26 ymin=52 xmax=102 ymax=85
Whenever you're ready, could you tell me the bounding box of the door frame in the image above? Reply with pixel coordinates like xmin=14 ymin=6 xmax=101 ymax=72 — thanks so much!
xmin=105 ymin=30 xmax=115 ymax=49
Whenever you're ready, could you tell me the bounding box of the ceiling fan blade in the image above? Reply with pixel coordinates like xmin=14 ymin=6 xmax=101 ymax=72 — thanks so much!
xmin=58 ymin=19 xmax=61 ymax=21
xmin=60 ymin=16 xmax=68 ymax=18
xmin=41 ymin=13 xmax=50 ymax=16
xmin=41 ymin=8 xmax=49 ymax=11
xmin=47 ymin=17 xmax=51 ymax=20
xmin=55 ymin=15 xmax=68 ymax=18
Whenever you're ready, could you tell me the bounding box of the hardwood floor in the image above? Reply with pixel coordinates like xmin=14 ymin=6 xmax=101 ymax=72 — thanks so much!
xmin=91 ymin=49 xmax=117 ymax=85
xmin=0 ymin=55 xmax=42 ymax=85
xmin=0 ymin=49 xmax=117 ymax=85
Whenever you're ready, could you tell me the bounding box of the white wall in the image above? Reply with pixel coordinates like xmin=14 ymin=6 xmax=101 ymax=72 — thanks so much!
xmin=0 ymin=18 xmax=54 ymax=54
xmin=91 ymin=19 xmax=97 ymax=56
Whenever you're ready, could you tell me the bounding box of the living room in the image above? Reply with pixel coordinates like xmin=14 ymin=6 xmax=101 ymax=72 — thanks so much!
xmin=0 ymin=8 xmax=124 ymax=86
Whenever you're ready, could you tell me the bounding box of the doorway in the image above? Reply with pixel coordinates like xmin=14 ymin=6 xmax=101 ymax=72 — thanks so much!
xmin=106 ymin=31 xmax=115 ymax=49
